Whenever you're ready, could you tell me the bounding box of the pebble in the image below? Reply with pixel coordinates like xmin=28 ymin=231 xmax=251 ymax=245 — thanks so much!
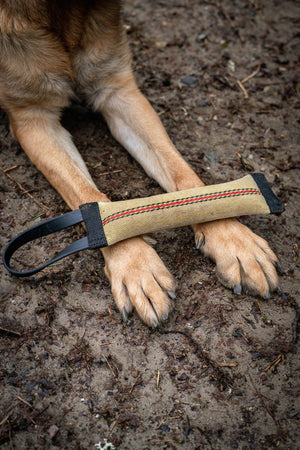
xmin=48 ymin=424 xmax=59 ymax=439
xmin=180 ymin=76 xmax=198 ymax=85
xmin=197 ymin=33 xmax=207 ymax=41
xmin=159 ymin=424 xmax=170 ymax=432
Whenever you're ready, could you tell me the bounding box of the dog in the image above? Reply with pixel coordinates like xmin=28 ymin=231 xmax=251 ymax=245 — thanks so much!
xmin=0 ymin=0 xmax=280 ymax=327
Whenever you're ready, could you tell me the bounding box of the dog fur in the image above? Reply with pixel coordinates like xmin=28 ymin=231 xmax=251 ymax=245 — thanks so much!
xmin=0 ymin=0 xmax=279 ymax=326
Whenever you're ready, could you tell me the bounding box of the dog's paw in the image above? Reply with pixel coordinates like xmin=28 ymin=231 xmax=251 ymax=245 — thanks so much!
xmin=101 ymin=237 xmax=176 ymax=327
xmin=193 ymin=218 xmax=280 ymax=298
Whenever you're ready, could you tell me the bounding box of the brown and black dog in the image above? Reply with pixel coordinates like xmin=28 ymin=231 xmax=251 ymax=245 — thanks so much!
xmin=0 ymin=0 xmax=280 ymax=326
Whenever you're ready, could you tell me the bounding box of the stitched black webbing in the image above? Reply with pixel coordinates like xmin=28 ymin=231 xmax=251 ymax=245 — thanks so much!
xmin=79 ymin=202 xmax=107 ymax=249
xmin=2 ymin=209 xmax=89 ymax=277
xmin=251 ymin=173 xmax=285 ymax=215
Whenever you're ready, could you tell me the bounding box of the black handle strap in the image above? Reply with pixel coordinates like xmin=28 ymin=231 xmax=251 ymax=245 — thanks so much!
xmin=2 ymin=209 xmax=88 ymax=277
xmin=251 ymin=173 xmax=285 ymax=215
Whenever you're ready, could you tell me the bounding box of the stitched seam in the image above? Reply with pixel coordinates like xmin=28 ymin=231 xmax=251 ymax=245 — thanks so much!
xmin=103 ymin=188 xmax=258 ymax=222
xmin=102 ymin=189 xmax=262 ymax=226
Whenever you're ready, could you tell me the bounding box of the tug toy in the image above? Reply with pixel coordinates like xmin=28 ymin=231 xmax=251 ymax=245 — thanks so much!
xmin=3 ymin=173 xmax=284 ymax=277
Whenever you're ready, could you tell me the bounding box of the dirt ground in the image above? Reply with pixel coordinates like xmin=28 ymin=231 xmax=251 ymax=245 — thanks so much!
xmin=0 ymin=0 xmax=299 ymax=448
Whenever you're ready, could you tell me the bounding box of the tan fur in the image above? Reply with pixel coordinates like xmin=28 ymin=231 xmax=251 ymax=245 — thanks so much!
xmin=0 ymin=0 xmax=279 ymax=326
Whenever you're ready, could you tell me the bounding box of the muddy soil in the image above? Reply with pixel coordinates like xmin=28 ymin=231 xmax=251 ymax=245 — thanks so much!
xmin=0 ymin=0 xmax=299 ymax=448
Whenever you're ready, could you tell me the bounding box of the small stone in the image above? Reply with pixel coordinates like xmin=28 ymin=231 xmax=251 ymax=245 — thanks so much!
xmin=180 ymin=76 xmax=198 ymax=85
xmin=227 ymin=60 xmax=235 ymax=72
xmin=197 ymin=33 xmax=207 ymax=41
xmin=155 ymin=41 xmax=167 ymax=48
xmin=48 ymin=424 xmax=59 ymax=439
xmin=159 ymin=424 xmax=170 ymax=432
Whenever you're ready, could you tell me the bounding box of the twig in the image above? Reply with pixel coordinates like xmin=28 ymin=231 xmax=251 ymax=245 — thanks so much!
xmin=292 ymin=309 xmax=300 ymax=343
xmin=16 ymin=395 xmax=33 ymax=408
xmin=262 ymin=354 xmax=284 ymax=373
xmin=157 ymin=407 xmax=174 ymax=429
xmin=208 ymin=94 xmax=218 ymax=112
xmin=242 ymin=314 xmax=256 ymax=329
xmin=254 ymin=299 xmax=263 ymax=314
xmin=0 ymin=294 xmax=11 ymax=304
xmin=0 ymin=413 xmax=12 ymax=427
xmin=248 ymin=372 xmax=282 ymax=431
xmin=0 ymin=326 xmax=21 ymax=336
xmin=218 ymin=362 xmax=238 ymax=368
xmin=76 ymin=300 xmax=87 ymax=312
xmin=99 ymin=341 xmax=116 ymax=347
xmin=216 ymin=2 xmax=235 ymax=30
xmin=128 ymin=372 xmax=142 ymax=397
xmin=215 ymin=1 xmax=243 ymax=42
xmin=161 ymin=329 xmax=234 ymax=390
xmin=32 ymin=404 xmax=50 ymax=420
xmin=101 ymin=354 xmax=118 ymax=383
xmin=236 ymin=79 xmax=249 ymax=99
xmin=0 ymin=288 xmax=17 ymax=304
xmin=1 ymin=168 xmax=49 ymax=211
xmin=9 ymin=423 xmax=14 ymax=450
xmin=106 ymin=412 xmax=121 ymax=439
xmin=3 ymin=165 xmax=20 ymax=173
xmin=241 ymin=65 xmax=261 ymax=84
xmin=162 ymin=329 xmax=209 ymax=361
xmin=228 ymin=65 xmax=260 ymax=101
xmin=95 ymin=169 xmax=122 ymax=177
xmin=156 ymin=370 xmax=160 ymax=391
xmin=0 ymin=403 xmax=18 ymax=426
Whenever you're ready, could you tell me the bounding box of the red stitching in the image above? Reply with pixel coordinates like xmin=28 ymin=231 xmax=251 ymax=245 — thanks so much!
xmin=102 ymin=189 xmax=262 ymax=225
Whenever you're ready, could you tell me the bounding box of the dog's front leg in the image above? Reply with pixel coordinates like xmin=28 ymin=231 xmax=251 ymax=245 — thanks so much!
xmin=10 ymin=107 xmax=175 ymax=327
xmin=9 ymin=109 xmax=108 ymax=210
xmin=95 ymin=75 xmax=280 ymax=299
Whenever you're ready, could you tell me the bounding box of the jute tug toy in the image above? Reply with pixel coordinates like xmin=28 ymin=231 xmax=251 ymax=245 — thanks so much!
xmin=3 ymin=173 xmax=284 ymax=277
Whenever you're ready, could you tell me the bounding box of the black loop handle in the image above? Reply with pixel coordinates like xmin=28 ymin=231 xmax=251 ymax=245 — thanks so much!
xmin=2 ymin=209 xmax=88 ymax=277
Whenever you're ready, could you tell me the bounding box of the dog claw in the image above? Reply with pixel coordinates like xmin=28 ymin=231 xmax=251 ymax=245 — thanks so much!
xmin=195 ymin=232 xmax=205 ymax=251
xmin=167 ymin=290 xmax=176 ymax=300
xmin=275 ymin=261 xmax=284 ymax=275
xmin=162 ymin=314 xmax=168 ymax=322
xmin=264 ymin=291 xmax=270 ymax=300
xmin=122 ymin=307 xmax=129 ymax=323
xmin=234 ymin=284 xmax=242 ymax=295
xmin=152 ymin=318 xmax=159 ymax=328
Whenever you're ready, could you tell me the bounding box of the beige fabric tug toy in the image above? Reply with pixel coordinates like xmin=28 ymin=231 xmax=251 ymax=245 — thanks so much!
xmin=3 ymin=173 xmax=284 ymax=277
